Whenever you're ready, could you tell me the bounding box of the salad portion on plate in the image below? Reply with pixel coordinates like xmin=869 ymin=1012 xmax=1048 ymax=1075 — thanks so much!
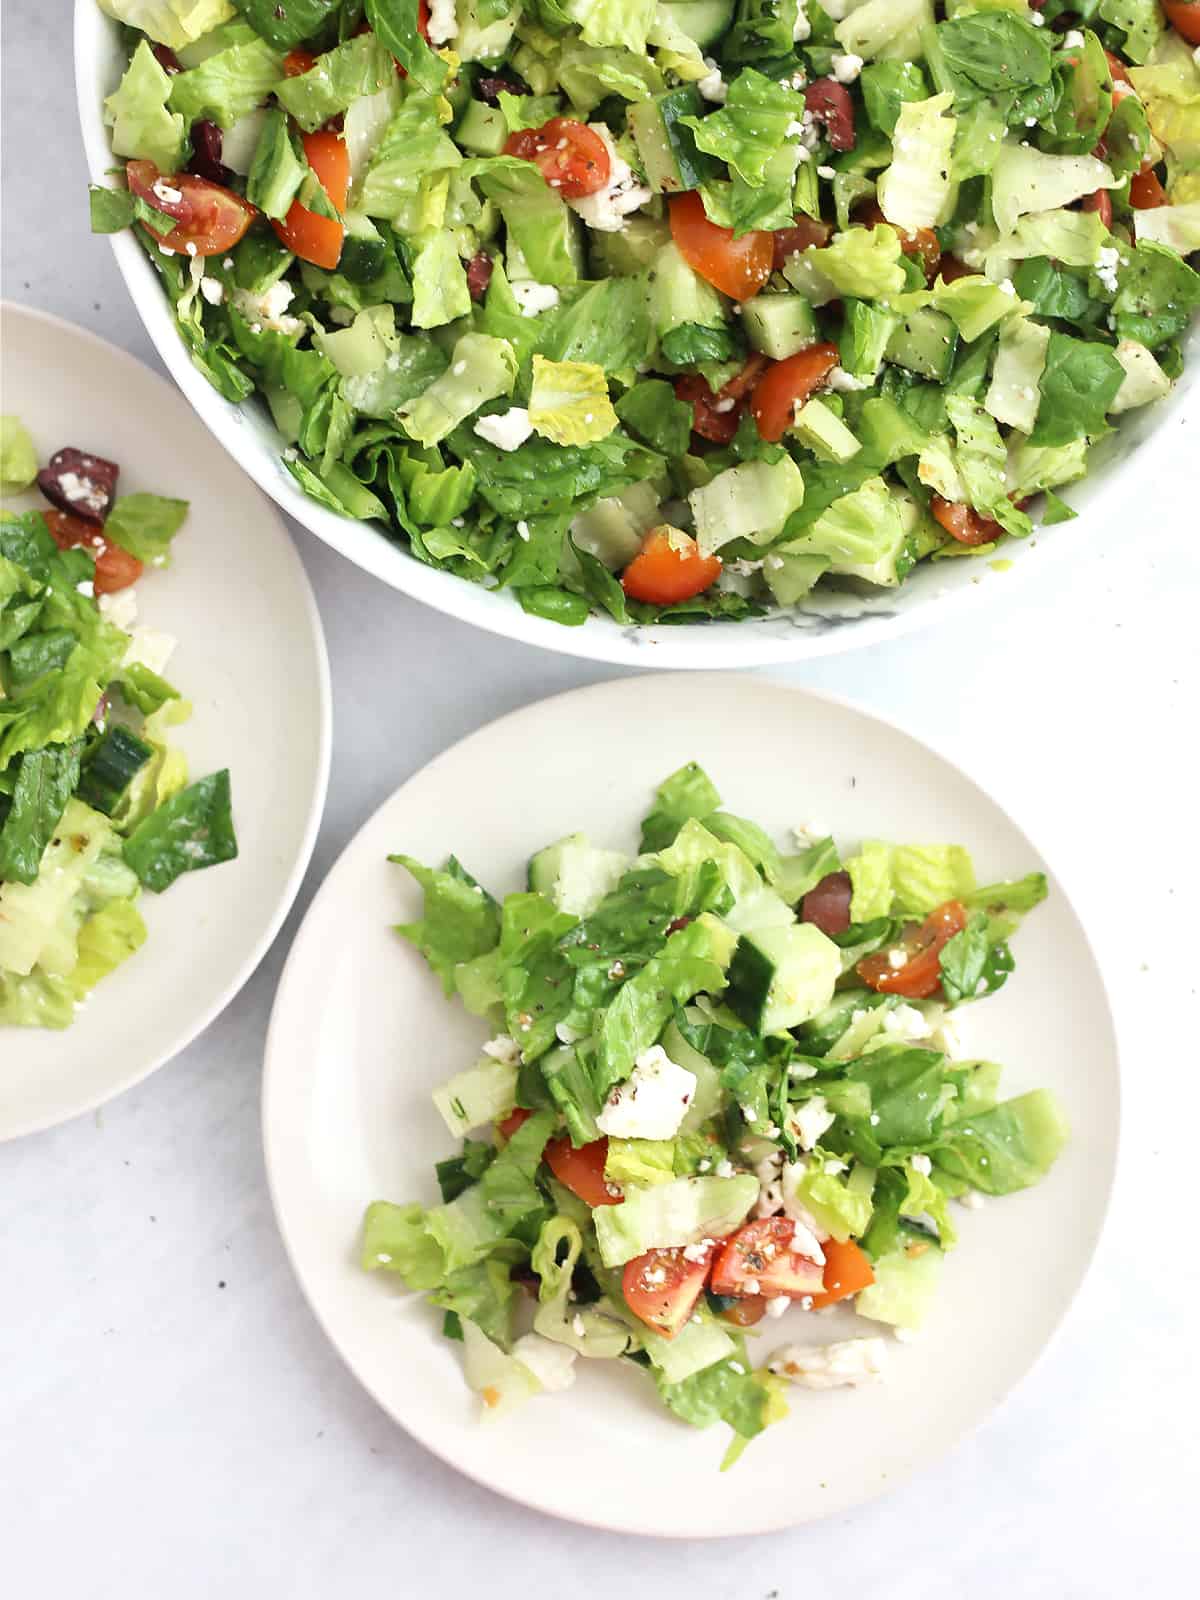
xmin=89 ymin=1 xmax=1200 ymax=628
xmin=361 ymin=763 xmax=1067 ymax=1464
xmin=0 ymin=417 xmax=237 ymax=1030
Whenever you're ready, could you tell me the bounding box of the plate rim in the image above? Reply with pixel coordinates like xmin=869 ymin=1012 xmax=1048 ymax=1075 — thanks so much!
xmin=1 ymin=299 xmax=333 ymax=1141
xmin=73 ymin=0 xmax=1198 ymax=671
xmin=260 ymin=672 xmax=1120 ymax=1536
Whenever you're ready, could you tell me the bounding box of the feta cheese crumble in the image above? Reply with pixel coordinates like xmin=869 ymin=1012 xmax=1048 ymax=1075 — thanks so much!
xmin=789 ymin=1095 xmax=835 ymax=1152
xmin=595 ymin=1045 xmax=697 ymax=1141
xmin=697 ymin=60 xmax=728 ymax=103
xmin=473 ymin=406 xmax=534 ymax=451
xmin=481 ymin=1035 xmax=521 ymax=1064
xmin=1096 ymin=245 xmax=1121 ymax=296
xmin=509 ymin=281 xmax=561 ymax=317
xmin=426 ymin=0 xmax=458 ymax=46
xmin=567 ymin=125 xmax=652 ymax=233
xmin=512 ymin=1333 xmax=576 ymax=1392
xmin=231 ymin=280 xmax=302 ymax=336
xmin=769 ymin=1336 xmax=888 ymax=1388
xmin=98 ymin=587 xmax=138 ymax=631
xmin=830 ymin=53 xmax=864 ymax=84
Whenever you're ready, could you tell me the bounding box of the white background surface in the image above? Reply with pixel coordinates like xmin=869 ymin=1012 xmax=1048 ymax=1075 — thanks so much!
xmin=3 ymin=5 xmax=1198 ymax=1594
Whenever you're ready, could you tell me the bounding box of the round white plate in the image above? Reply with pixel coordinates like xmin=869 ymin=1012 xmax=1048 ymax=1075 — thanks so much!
xmin=263 ymin=675 xmax=1118 ymax=1536
xmin=1 ymin=303 xmax=331 ymax=1140
xmin=76 ymin=2 xmax=1197 ymax=671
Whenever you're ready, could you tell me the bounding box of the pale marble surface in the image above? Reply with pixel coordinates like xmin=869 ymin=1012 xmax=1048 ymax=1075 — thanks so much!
xmin=2 ymin=7 xmax=1197 ymax=1594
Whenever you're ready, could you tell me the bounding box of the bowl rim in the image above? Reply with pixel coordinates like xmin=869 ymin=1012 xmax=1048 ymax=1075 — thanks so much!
xmin=73 ymin=0 xmax=1199 ymax=670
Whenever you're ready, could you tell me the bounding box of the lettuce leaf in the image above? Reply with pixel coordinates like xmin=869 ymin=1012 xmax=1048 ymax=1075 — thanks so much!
xmin=391 ymin=853 xmax=501 ymax=996
xmin=681 ymin=68 xmax=806 ymax=188
xmin=104 ymin=39 xmax=188 ymax=173
xmin=527 ymin=356 xmax=618 ymax=446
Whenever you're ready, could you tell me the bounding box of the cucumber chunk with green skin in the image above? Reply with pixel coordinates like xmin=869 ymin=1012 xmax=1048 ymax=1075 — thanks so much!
xmin=659 ymin=0 xmax=737 ymax=50
xmin=629 ymin=87 xmax=721 ymax=195
xmin=455 ymin=99 xmax=509 ymax=157
xmin=792 ymin=397 xmax=862 ymax=463
xmin=76 ymin=727 xmax=154 ymax=818
xmin=589 ymin=215 xmax=670 ymax=278
xmin=648 ymin=242 xmax=727 ymax=342
xmin=338 ymin=213 xmax=389 ymax=284
xmin=886 ymin=306 xmax=958 ymax=381
xmin=727 ymin=923 xmax=842 ymax=1035
xmin=741 ymin=294 xmax=818 ymax=361
xmin=527 ymin=833 xmax=579 ymax=895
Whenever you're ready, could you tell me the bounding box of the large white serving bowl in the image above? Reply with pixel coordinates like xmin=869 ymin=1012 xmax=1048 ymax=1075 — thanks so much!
xmin=75 ymin=2 xmax=1197 ymax=669
xmin=261 ymin=675 xmax=1119 ymax=1536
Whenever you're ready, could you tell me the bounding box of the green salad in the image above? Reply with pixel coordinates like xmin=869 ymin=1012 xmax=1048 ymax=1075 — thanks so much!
xmin=362 ymin=764 xmax=1066 ymax=1463
xmin=0 ymin=417 xmax=237 ymax=1030
xmin=90 ymin=1 xmax=1200 ymax=627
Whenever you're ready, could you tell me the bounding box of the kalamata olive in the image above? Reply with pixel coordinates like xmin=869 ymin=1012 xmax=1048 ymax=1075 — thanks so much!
xmin=37 ymin=448 xmax=119 ymax=524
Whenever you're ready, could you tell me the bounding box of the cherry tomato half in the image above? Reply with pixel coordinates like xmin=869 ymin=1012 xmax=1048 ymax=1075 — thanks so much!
xmin=750 ymin=342 xmax=841 ymax=443
xmin=710 ymin=1218 xmax=826 ymax=1299
xmin=771 ymin=214 xmax=832 ymax=271
xmin=126 ymin=160 xmax=256 ymax=257
xmin=622 ymin=1243 xmax=715 ymax=1338
xmin=675 ymin=354 xmax=769 ymax=444
xmin=544 ymin=1135 xmax=621 ymax=1208
xmin=621 ymin=528 xmax=723 ymax=606
xmin=42 ymin=510 xmax=143 ymax=596
xmin=1163 ymin=2 xmax=1200 ymax=46
xmin=669 ymin=190 xmax=773 ymax=303
xmin=272 ymin=128 xmax=350 ymax=270
xmin=504 ymin=117 xmax=611 ymax=199
xmin=930 ymin=496 xmax=1004 ymax=547
xmin=857 ymin=900 xmax=969 ymax=999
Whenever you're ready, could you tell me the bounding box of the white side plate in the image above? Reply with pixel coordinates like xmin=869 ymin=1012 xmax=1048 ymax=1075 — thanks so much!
xmin=1 ymin=303 xmax=331 ymax=1140
xmin=262 ymin=675 xmax=1117 ymax=1536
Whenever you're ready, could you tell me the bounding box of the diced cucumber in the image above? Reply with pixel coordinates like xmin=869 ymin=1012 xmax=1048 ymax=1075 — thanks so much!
xmin=455 ymin=98 xmax=509 ymax=157
xmin=527 ymin=833 xmax=630 ymax=916
xmin=659 ymin=0 xmax=737 ymax=49
xmin=527 ymin=834 xmax=577 ymax=896
xmin=589 ymin=215 xmax=670 ymax=278
xmin=338 ymin=212 xmax=388 ymax=284
xmin=792 ymin=397 xmax=862 ymax=464
xmin=76 ymin=727 xmax=154 ymax=817
xmin=455 ymin=0 xmax=523 ymax=62
xmin=727 ymin=923 xmax=842 ymax=1036
xmin=741 ymin=293 xmax=818 ymax=361
xmin=648 ymin=242 xmax=726 ymax=341
xmin=886 ymin=306 xmax=958 ymax=382
xmin=628 ymin=87 xmax=719 ymax=195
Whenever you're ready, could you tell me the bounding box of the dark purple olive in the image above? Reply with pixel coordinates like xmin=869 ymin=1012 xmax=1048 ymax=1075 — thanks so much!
xmin=36 ymin=448 xmax=119 ymax=524
xmin=475 ymin=74 xmax=530 ymax=106
xmin=187 ymin=121 xmax=233 ymax=187
xmin=466 ymin=250 xmax=494 ymax=302
xmin=150 ymin=42 xmax=181 ymax=74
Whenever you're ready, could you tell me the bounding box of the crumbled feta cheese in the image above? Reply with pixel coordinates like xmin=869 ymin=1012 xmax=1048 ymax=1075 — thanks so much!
xmin=555 ymin=1020 xmax=581 ymax=1043
xmin=571 ymin=1313 xmax=587 ymax=1337
xmin=813 ymin=0 xmax=850 ymax=20
xmin=910 ymin=1153 xmax=933 ymax=1177
xmin=823 ymin=1158 xmax=846 ymax=1176
xmin=682 ymin=1240 xmax=712 ymax=1263
xmin=958 ymin=1189 xmax=985 ymax=1211
xmin=232 ymin=280 xmax=302 ymax=336
xmin=998 ymin=278 xmax=1017 ymax=297
xmin=567 ymin=125 xmax=651 ymax=233
xmin=697 ymin=60 xmax=728 ymax=103
xmin=595 ymin=1044 xmax=697 ymax=1141
xmin=98 ymin=587 xmax=138 ymax=631
xmin=816 ymin=164 xmax=837 ymax=181
xmin=887 ymin=949 xmax=908 ymax=970
xmin=199 ymin=276 xmax=225 ymax=306
xmin=75 ymin=579 xmax=95 ymax=599
xmin=516 ymin=519 xmax=531 ymax=542
xmin=827 ymin=366 xmax=870 ymax=393
xmin=55 ymin=470 xmax=108 ymax=516
xmin=512 ymin=1333 xmax=576 ymax=1392
xmin=792 ymin=2 xmax=811 ymax=43
xmin=425 ymin=0 xmax=457 ymax=46
xmin=715 ymin=1159 xmax=736 ymax=1179
xmin=482 ymin=1035 xmax=521 ymax=1064
xmin=473 ymin=406 xmax=534 ymax=451
xmin=766 ymin=1295 xmax=791 ymax=1318
xmin=122 ymin=628 xmax=176 ymax=677
xmin=830 ymin=53 xmax=863 ymax=85
xmin=789 ymin=1095 xmax=835 ymax=1152
xmin=741 ymin=1278 xmax=761 ymax=1296
xmin=882 ymin=1002 xmax=934 ymax=1042
xmin=151 ymin=179 xmax=183 ymax=206
xmin=510 ymin=280 xmax=561 ymax=317
xmin=792 ymin=820 xmax=830 ymax=846
xmin=1095 ymin=245 xmax=1121 ymax=296
xmin=1062 ymin=30 xmax=1085 ymax=49
xmin=769 ymin=1336 xmax=888 ymax=1388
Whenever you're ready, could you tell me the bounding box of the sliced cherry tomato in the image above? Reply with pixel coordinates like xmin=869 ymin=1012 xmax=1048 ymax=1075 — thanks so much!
xmin=804 ymin=77 xmax=856 ymax=152
xmin=717 ymin=1294 xmax=768 ymax=1327
xmin=750 ymin=341 xmax=841 ymax=443
xmin=42 ymin=510 xmax=144 ymax=595
xmin=621 ymin=527 xmax=723 ymax=606
xmin=930 ymin=495 xmax=1004 ymax=547
xmin=1130 ymin=164 xmax=1168 ymax=209
xmin=283 ymin=48 xmax=317 ymax=77
xmin=544 ymin=1135 xmax=621 ymax=1208
xmin=669 ymin=190 xmax=773 ymax=303
xmin=675 ymin=354 xmax=769 ymax=444
xmin=808 ymin=1238 xmax=875 ymax=1309
xmin=1080 ymin=186 xmax=1113 ymax=230
xmin=504 ymin=117 xmax=611 ymax=199
xmin=771 ymin=214 xmax=832 ymax=271
xmin=1104 ymin=50 xmax=1133 ymax=88
xmin=857 ymin=899 xmax=969 ymax=1000
xmin=710 ymin=1218 xmax=826 ymax=1299
xmin=800 ymin=870 xmax=853 ymax=937
xmin=622 ymin=1243 xmax=715 ymax=1338
xmin=272 ymin=128 xmax=350 ymax=270
xmin=855 ymin=200 xmax=941 ymax=281
xmin=126 ymin=160 xmax=256 ymax=257
xmin=496 ymin=1108 xmax=530 ymax=1141
xmin=1164 ymin=1 xmax=1200 ymax=46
